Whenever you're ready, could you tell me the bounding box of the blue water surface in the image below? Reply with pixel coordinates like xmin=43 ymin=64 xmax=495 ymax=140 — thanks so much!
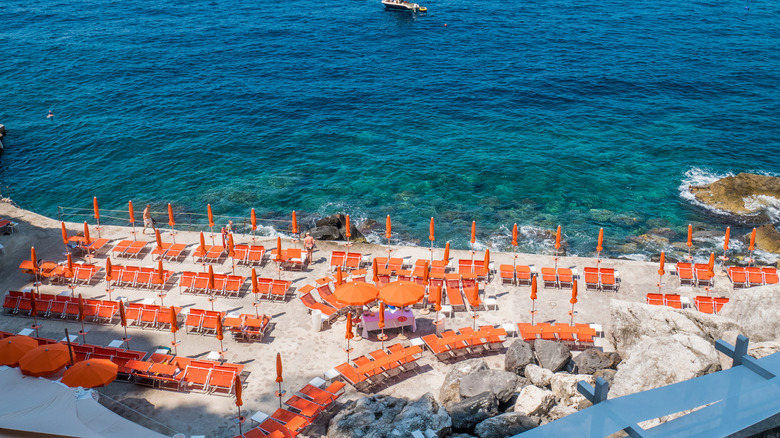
xmin=1 ymin=0 xmax=779 ymax=258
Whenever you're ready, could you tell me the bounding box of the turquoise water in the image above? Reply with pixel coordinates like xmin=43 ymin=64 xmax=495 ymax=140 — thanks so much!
xmin=1 ymin=0 xmax=779 ymax=259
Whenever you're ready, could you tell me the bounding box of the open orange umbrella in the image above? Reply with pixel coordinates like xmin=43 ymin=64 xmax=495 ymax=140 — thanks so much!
xmin=345 ymin=214 xmax=352 ymax=241
xmin=0 ymin=336 xmax=39 ymax=367
xmin=334 ymin=282 xmax=379 ymax=307
xmin=275 ymin=352 xmax=284 ymax=408
xmin=336 ymin=266 xmax=344 ymax=286
xmin=62 ymin=359 xmax=118 ymax=388
xmin=443 ymin=241 xmax=450 ymax=264
xmin=128 ymin=200 xmax=135 ymax=226
xmin=207 ymin=204 xmax=215 ymax=228
xmin=19 ymin=343 xmax=70 ymax=376
xmin=292 ymin=211 xmax=298 ymax=235
xmin=379 ymin=281 xmax=425 ymax=307
xmin=530 ymin=274 xmax=538 ymax=325
xmin=275 ymin=236 xmax=283 ymax=262
xmin=167 ymin=203 xmax=175 ymax=227
xmin=155 ymin=229 xmax=163 ymax=251
xmin=83 ymin=221 xmax=91 ymax=244
xmin=597 ymin=228 xmax=604 ymax=254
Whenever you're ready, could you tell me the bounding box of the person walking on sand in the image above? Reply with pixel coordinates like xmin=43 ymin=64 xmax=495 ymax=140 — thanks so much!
xmin=304 ymin=232 xmax=316 ymax=264
xmin=143 ymin=204 xmax=154 ymax=234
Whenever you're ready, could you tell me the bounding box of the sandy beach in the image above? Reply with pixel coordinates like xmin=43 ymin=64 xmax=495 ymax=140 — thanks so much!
xmin=0 ymin=202 xmax=745 ymax=438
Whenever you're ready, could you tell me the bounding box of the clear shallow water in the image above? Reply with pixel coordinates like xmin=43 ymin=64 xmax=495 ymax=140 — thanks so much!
xmin=1 ymin=0 xmax=779 ymax=260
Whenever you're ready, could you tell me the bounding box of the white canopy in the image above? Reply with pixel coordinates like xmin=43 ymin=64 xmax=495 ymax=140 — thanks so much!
xmin=0 ymin=366 xmax=170 ymax=438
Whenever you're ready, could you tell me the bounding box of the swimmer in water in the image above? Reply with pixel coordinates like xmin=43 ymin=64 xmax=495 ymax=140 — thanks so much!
xmin=46 ymin=110 xmax=54 ymax=119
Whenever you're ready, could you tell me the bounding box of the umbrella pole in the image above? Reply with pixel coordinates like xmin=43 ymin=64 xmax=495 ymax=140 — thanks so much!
xmin=79 ymin=318 xmax=86 ymax=343
xmin=32 ymin=314 xmax=40 ymax=338
xmin=531 ymin=300 xmax=536 ymax=325
xmin=570 ymin=303 xmax=575 ymax=326
xmin=96 ymin=218 xmax=101 ymax=238
xmin=65 ymin=328 xmax=75 ymax=365
xmin=238 ymin=405 xmax=242 ymax=435
xmin=172 ymin=332 xmax=178 ymax=355
xmin=131 ymin=223 xmax=137 ymax=241
xmin=278 ymin=382 xmax=283 ymax=409
xmin=210 ymin=226 xmax=215 ymax=246
xmin=209 ymin=290 xmax=215 ymax=311
xmin=123 ymin=326 xmax=130 ymax=349
xmin=346 ymin=338 xmax=351 ymax=363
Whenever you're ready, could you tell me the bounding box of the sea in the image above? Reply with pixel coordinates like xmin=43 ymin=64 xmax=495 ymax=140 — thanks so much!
xmin=1 ymin=0 xmax=779 ymax=262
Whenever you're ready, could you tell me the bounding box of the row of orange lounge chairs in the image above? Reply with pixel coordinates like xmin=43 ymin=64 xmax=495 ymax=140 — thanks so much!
xmin=516 ymin=322 xmax=597 ymax=347
xmin=421 ymin=326 xmax=506 ymax=362
xmin=111 ymin=264 xmax=175 ymax=289
xmin=676 ymin=262 xmax=715 ymax=287
xmin=3 ymin=291 xmax=118 ymax=322
xmin=334 ymin=344 xmax=423 ymax=392
xmin=646 ymin=293 xmax=730 ymax=314
xmin=19 ymin=260 xmax=102 ymax=285
xmin=178 ymin=271 xmax=247 ymax=298
xmin=727 ymin=266 xmax=778 ymax=288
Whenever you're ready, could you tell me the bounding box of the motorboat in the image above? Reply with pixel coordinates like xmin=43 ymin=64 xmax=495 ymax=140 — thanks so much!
xmin=382 ymin=0 xmax=427 ymax=12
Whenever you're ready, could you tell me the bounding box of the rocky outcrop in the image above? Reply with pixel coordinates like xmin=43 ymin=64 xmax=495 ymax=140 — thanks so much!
xmin=715 ymin=287 xmax=779 ymax=342
xmin=447 ymin=392 xmax=500 ymax=432
xmin=534 ymin=340 xmax=571 ymax=372
xmin=550 ymin=373 xmax=594 ymax=410
xmin=573 ymin=349 xmax=621 ymax=374
xmin=439 ymin=359 xmax=490 ymax=407
xmin=459 ymin=370 xmax=520 ymax=404
xmin=504 ymin=340 xmax=535 ymax=376
xmin=474 ymin=413 xmax=539 ymax=438
xmin=308 ymin=213 xmax=366 ymax=242
xmin=754 ymin=224 xmax=780 ymax=255
xmin=513 ymin=385 xmax=555 ymax=417
xmin=689 ymin=173 xmax=780 ymax=223
xmin=327 ymin=393 xmax=451 ymax=438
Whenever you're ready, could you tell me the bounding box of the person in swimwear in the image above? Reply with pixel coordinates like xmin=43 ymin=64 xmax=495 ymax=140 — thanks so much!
xmin=47 ymin=110 xmax=54 ymax=119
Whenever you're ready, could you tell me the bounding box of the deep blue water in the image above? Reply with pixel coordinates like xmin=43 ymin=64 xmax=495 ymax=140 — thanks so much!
xmin=1 ymin=0 xmax=779 ymax=260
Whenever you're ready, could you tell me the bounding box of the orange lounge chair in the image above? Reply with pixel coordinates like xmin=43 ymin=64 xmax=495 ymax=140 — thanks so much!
xmin=245 ymin=245 xmax=266 ymax=266
xmin=694 ymin=296 xmax=716 ymax=314
xmin=123 ymin=241 xmax=148 ymax=259
xmin=557 ymin=268 xmax=573 ymax=289
xmin=540 ymin=267 xmax=557 ymax=288
xmin=334 ymin=363 xmax=369 ymax=391
xmin=258 ymin=418 xmax=298 ymax=438
xmin=317 ymin=284 xmax=342 ymax=309
xmin=300 ymin=292 xmax=338 ymax=320
xmin=458 ymin=259 xmax=473 ymax=274
xmin=111 ymin=240 xmax=133 ymax=257
xmin=745 ymin=267 xmax=764 ymax=286
xmin=583 ymin=267 xmax=600 ymax=290
xmin=676 ymin=263 xmax=694 ymax=286
xmin=421 ymin=334 xmax=453 ymax=361
xmin=515 ymin=266 xmax=532 ymax=285
xmin=183 ymin=366 xmax=211 ymax=391
xmin=763 ymin=267 xmax=779 ymax=284
xmin=270 ymin=280 xmax=292 ymax=301
xmin=728 ymin=267 xmax=748 ymax=288
xmin=646 ymin=293 xmax=664 ymax=306
xmin=285 ymin=395 xmax=324 ymax=420
xmin=163 ymin=243 xmax=187 ymax=261
xmin=713 ymin=297 xmax=729 ymax=313
xmin=330 ymin=251 xmax=346 ymax=271
xmin=445 ymin=281 xmax=466 ymax=312
xmin=345 ymin=253 xmax=362 ymax=270
xmin=694 ymin=264 xmax=714 ymax=287
xmin=664 ymin=294 xmax=683 ymax=309
xmin=499 ymin=264 xmax=515 ymax=285
xmin=599 ymin=268 xmax=618 ymax=291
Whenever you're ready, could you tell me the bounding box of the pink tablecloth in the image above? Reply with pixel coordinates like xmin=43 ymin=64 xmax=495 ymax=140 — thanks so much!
xmin=361 ymin=308 xmax=416 ymax=338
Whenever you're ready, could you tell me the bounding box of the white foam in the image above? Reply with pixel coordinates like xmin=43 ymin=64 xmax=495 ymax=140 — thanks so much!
xmin=677 ymin=167 xmax=735 ymax=216
xmin=742 ymin=195 xmax=780 ymax=222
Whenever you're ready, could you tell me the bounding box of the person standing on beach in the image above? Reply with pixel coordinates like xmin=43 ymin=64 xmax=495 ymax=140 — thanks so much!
xmin=304 ymin=232 xmax=316 ymax=264
xmin=143 ymin=204 xmax=154 ymax=234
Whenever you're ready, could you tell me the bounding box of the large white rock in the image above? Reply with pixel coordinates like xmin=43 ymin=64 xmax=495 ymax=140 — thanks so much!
xmin=524 ymin=364 xmax=554 ymax=388
xmin=718 ymin=287 xmax=780 ymax=342
xmin=610 ymin=333 xmax=719 ymax=398
xmin=609 ymin=300 xmax=741 ymax=358
xmin=550 ymin=373 xmax=594 ymax=410
xmin=513 ymin=385 xmax=555 ymax=417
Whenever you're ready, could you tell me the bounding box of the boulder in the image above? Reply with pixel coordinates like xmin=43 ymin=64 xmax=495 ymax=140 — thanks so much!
xmin=592 ymin=369 xmax=617 ymax=387
xmin=316 ymin=214 xmax=346 ymax=228
xmin=718 ymin=287 xmax=780 ymax=342
xmin=312 ymin=213 xmax=366 ymax=242
xmin=609 ymin=300 xmax=741 ymax=358
xmin=459 ymin=370 xmax=520 ymax=404
xmin=754 ymin=224 xmax=780 ymax=254
xmin=447 ymin=392 xmax=500 ymax=432
xmin=474 ymin=412 xmax=539 ymax=438
xmin=504 ymin=340 xmax=535 ymax=376
xmin=524 ymin=364 xmax=554 ymax=388
xmin=689 ymin=172 xmax=780 ymax=221
xmin=513 ymin=385 xmax=555 ymax=417
xmin=534 ymin=340 xmax=571 ymax=372
xmin=390 ymin=393 xmax=452 ymax=437
xmin=550 ymin=373 xmax=595 ymax=410
xmin=573 ymin=349 xmax=621 ymax=374
xmin=309 ymin=225 xmax=341 ymax=241
xmin=439 ymin=359 xmax=489 ymax=406
xmin=327 ymin=395 xmax=408 ymax=438
xmin=609 ymin=334 xmax=720 ymax=398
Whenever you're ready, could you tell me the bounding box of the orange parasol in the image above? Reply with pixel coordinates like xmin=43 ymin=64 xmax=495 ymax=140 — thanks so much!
xmin=216 ymin=315 xmax=224 ymax=341
xmin=429 ymin=217 xmax=435 ymax=242
xmin=687 ymin=224 xmax=693 ymax=248
xmin=434 ymin=286 xmax=442 ymax=312
xmin=228 ymin=233 xmax=235 ymax=258
xmin=292 ymin=211 xmax=298 ymax=235
xmin=512 ymin=223 xmax=518 ymax=247
xmin=128 ymin=200 xmax=135 ymax=225
xmin=749 ymin=228 xmax=756 ymax=252
xmin=334 ymin=281 xmax=379 ymax=306
xmin=443 ymin=242 xmax=450 ymax=264
xmin=723 ymin=227 xmax=731 ymax=252
xmin=157 ymin=259 xmax=165 ymax=286
xmin=467 ymin=283 xmax=480 ymax=308
xmin=531 ymin=274 xmax=538 ymax=301
xmin=250 ymin=208 xmax=257 ymax=231
xmin=155 ymin=229 xmax=163 ymax=251
xmin=66 ymin=252 xmax=74 ymax=278
xmin=83 ymin=221 xmax=91 ymax=244
xmin=0 ymin=336 xmax=39 ymax=367
xmin=93 ymin=197 xmax=100 ymax=221
xmin=30 ymin=247 xmax=39 ymax=275
xmin=199 ymin=232 xmax=207 ymax=254
xmin=379 ymin=281 xmax=425 ymax=307
xmin=61 ymin=222 xmax=68 ymax=246
xmin=119 ymin=300 xmax=127 ymax=328
xmin=208 ymin=265 xmax=215 ymax=291
xmin=658 ymin=252 xmax=665 ymax=276
xmin=470 ymin=221 xmax=476 ymax=247
xmin=207 ymin=204 xmax=214 ymax=228
xmin=555 ymin=225 xmax=561 ymax=250
xmin=19 ymin=343 xmax=70 ymax=376
xmin=597 ymin=228 xmax=604 ymax=253
xmin=422 ymin=260 xmax=429 ymax=284
xmin=275 ymin=352 xmax=284 ymax=382
xmin=378 ymin=302 xmax=385 ymax=329
xmin=385 ymin=215 xmax=392 ymax=240
xmin=167 ymin=203 xmax=175 ymax=227
xmin=345 ymin=214 xmax=352 ymax=239
xmin=570 ymin=280 xmax=578 ymax=305
xmin=105 ymin=258 xmax=113 ymax=283
xmin=62 ymin=359 xmax=118 ymax=388
xmin=336 ymin=266 xmax=344 ymax=286
xmin=251 ymin=268 xmax=259 ymax=296
xmin=707 ymin=252 xmax=715 ymax=276
xmin=484 ymin=249 xmax=490 ymax=270
xmin=235 ymin=375 xmax=243 ymax=408
xmin=345 ymin=313 xmax=354 ymax=341
xmin=372 ymin=261 xmax=379 ymax=283
xmin=275 ymin=236 xmax=283 ymax=262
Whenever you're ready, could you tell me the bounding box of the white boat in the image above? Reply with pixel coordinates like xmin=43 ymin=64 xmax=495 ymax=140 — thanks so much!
xmin=382 ymin=0 xmax=427 ymax=12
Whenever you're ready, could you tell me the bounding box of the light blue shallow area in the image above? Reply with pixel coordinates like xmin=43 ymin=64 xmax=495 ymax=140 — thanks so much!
xmin=1 ymin=0 xmax=779 ymax=257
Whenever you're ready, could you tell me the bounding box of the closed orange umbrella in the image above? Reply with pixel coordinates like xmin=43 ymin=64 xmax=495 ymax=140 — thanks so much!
xmin=165 ymin=306 xmax=176 ymax=333
xmin=345 ymin=313 xmax=354 ymax=341
xmin=658 ymin=252 xmax=665 ymax=276
xmin=555 ymin=225 xmax=561 ymax=250
xmin=483 ymin=249 xmax=490 ymax=270
xmin=61 ymin=222 xmax=68 ymax=246
xmin=275 ymin=236 xmax=283 ymax=262
xmin=467 ymin=283 xmax=480 ymax=308
xmin=512 ymin=223 xmax=518 ymax=247
xmin=235 ymin=374 xmax=243 ymax=407
xmin=30 ymin=247 xmax=39 ymax=275
xmin=422 ymin=260 xmax=429 ymax=284
xmin=723 ymin=227 xmax=731 ymax=252
xmin=687 ymin=224 xmax=693 ymax=248
xmin=66 ymin=252 xmax=74 ymax=278
xmin=83 ymin=221 xmax=91 ymax=244
xmin=531 ymin=274 xmax=538 ymax=301
xmin=707 ymin=252 xmax=715 ymax=277
xmin=128 ymin=200 xmax=135 ymax=225
xmin=207 ymin=204 xmax=215 ymax=228
xmin=372 ymin=261 xmax=379 ymax=283
xmin=105 ymin=258 xmax=113 ymax=283
xmin=167 ymin=203 xmax=175 ymax=227
xmin=157 ymin=259 xmax=165 ymax=286
xmin=119 ymin=300 xmax=127 ymax=328
xmin=385 ymin=215 xmax=392 ymax=240
xmin=208 ymin=265 xmax=215 ymax=291
xmin=292 ymin=211 xmax=298 ymax=235
xmin=334 ymin=282 xmax=379 ymax=306
xmin=470 ymin=221 xmax=476 ymax=248
xmin=155 ymin=229 xmax=163 ymax=251
xmin=19 ymin=343 xmax=70 ymax=376
xmin=251 ymin=268 xmax=259 ymax=296
xmin=93 ymin=197 xmax=100 ymax=221
xmin=570 ymin=280 xmax=578 ymax=305
xmin=336 ymin=266 xmax=344 ymax=286
xmin=62 ymin=359 xmax=117 ymax=388
xmin=749 ymin=228 xmax=756 ymax=252
xmin=30 ymin=289 xmax=37 ymax=317
xmin=378 ymin=302 xmax=385 ymax=329
xmin=379 ymin=281 xmax=425 ymax=307
xmin=250 ymin=208 xmax=257 ymax=231
xmin=345 ymin=214 xmax=352 ymax=239
xmin=228 ymin=233 xmax=235 ymax=258
xmin=429 ymin=217 xmax=435 ymax=242
xmin=434 ymin=286 xmax=442 ymax=312
xmin=0 ymin=336 xmax=39 ymax=367
xmin=443 ymin=242 xmax=450 ymax=264
xmin=199 ymin=232 xmax=207 ymax=254
xmin=275 ymin=352 xmax=284 ymax=382
xmin=597 ymin=228 xmax=604 ymax=253
xmin=216 ymin=315 xmax=224 ymax=341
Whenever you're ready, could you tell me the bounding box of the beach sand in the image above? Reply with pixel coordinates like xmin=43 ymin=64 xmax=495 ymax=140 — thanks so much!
xmin=0 ymin=202 xmax=739 ymax=437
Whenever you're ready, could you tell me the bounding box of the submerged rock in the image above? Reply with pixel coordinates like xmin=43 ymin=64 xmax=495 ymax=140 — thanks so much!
xmin=309 ymin=213 xmax=366 ymax=242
